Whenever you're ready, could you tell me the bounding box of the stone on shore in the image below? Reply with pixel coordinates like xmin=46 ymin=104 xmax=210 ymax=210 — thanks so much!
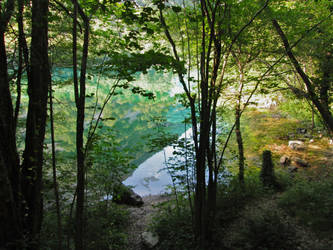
xmin=142 ymin=231 xmax=159 ymax=248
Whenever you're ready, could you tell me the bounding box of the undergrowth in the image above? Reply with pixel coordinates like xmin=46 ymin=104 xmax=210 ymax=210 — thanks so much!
xmin=40 ymin=202 xmax=129 ymax=250
xmin=279 ymin=177 xmax=333 ymax=235
xmin=152 ymin=197 xmax=196 ymax=250
xmin=228 ymin=209 xmax=298 ymax=250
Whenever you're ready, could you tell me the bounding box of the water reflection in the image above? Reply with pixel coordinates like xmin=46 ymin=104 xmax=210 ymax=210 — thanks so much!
xmin=123 ymin=128 xmax=192 ymax=196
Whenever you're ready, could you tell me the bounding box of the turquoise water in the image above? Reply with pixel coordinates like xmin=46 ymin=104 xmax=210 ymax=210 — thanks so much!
xmin=48 ymin=68 xmax=189 ymax=166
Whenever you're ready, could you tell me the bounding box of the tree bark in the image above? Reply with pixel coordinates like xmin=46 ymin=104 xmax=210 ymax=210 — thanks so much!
xmin=0 ymin=0 xmax=23 ymax=247
xmin=235 ymin=106 xmax=245 ymax=183
xmin=21 ymin=0 xmax=51 ymax=248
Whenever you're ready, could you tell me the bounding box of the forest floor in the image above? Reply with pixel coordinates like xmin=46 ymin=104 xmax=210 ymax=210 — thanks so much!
xmin=126 ymin=195 xmax=170 ymax=250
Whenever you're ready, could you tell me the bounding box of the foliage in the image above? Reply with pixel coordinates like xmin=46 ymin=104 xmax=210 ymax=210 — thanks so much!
xmin=84 ymin=203 xmax=129 ymax=250
xmin=279 ymin=96 xmax=323 ymax=129
xmin=215 ymin=172 xmax=266 ymax=226
xmin=103 ymin=50 xmax=185 ymax=82
xmin=152 ymin=197 xmax=196 ymax=250
xmin=168 ymin=139 xmax=195 ymax=185
xmin=151 ymin=172 xmax=268 ymax=249
xmin=274 ymin=168 xmax=294 ymax=191
xmin=87 ymin=127 xmax=135 ymax=198
xmin=40 ymin=202 xmax=129 ymax=250
xmin=279 ymin=178 xmax=333 ymax=234
xmin=229 ymin=209 xmax=298 ymax=250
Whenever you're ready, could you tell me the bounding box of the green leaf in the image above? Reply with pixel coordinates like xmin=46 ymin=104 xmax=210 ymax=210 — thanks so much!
xmin=171 ymin=6 xmax=181 ymax=13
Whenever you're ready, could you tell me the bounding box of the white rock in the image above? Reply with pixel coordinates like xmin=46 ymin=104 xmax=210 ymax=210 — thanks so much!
xmin=288 ymin=140 xmax=305 ymax=150
xmin=279 ymin=155 xmax=290 ymax=165
xmin=142 ymin=231 xmax=159 ymax=248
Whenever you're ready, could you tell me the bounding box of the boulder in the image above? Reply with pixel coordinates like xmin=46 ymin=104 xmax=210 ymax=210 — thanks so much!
xmin=142 ymin=231 xmax=159 ymax=249
xmin=113 ymin=184 xmax=143 ymax=207
xmin=291 ymin=157 xmax=310 ymax=168
xmin=279 ymin=155 xmax=290 ymax=166
xmin=288 ymin=140 xmax=305 ymax=150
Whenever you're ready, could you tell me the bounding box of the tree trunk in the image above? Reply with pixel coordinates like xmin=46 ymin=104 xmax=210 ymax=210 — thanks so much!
xmin=0 ymin=27 xmax=22 ymax=250
xmin=235 ymin=106 xmax=245 ymax=183
xmin=49 ymin=80 xmax=63 ymax=250
xmin=14 ymin=40 xmax=22 ymax=132
xmin=72 ymin=1 xmax=89 ymax=249
xmin=206 ymin=105 xmax=218 ymax=241
xmin=236 ymin=73 xmax=245 ymax=183
xmin=0 ymin=0 xmax=23 ymax=247
xmin=21 ymin=0 xmax=51 ymax=248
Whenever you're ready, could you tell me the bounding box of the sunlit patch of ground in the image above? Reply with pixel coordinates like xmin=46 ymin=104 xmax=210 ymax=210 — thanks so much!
xmin=241 ymin=108 xmax=333 ymax=179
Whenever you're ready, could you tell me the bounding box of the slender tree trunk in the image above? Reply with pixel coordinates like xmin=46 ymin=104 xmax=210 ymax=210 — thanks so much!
xmin=235 ymin=106 xmax=245 ymax=183
xmin=49 ymin=80 xmax=63 ymax=250
xmin=235 ymin=67 xmax=245 ymax=183
xmin=311 ymin=104 xmax=315 ymax=130
xmin=14 ymin=41 xmax=22 ymax=132
xmin=72 ymin=1 xmax=89 ymax=249
xmin=14 ymin=0 xmax=29 ymax=132
xmin=272 ymin=19 xmax=333 ymax=135
xmin=206 ymin=105 xmax=218 ymax=240
xmin=196 ymin=76 xmax=210 ymax=247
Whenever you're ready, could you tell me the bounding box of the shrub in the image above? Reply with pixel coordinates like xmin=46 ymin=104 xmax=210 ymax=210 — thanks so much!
xmin=279 ymin=179 xmax=333 ymax=234
xmin=274 ymin=168 xmax=294 ymax=191
xmin=84 ymin=202 xmax=129 ymax=250
xmin=212 ymin=173 xmax=267 ymax=248
xmin=216 ymin=172 xmax=266 ymax=218
xmin=152 ymin=198 xmax=197 ymax=250
xmin=230 ymin=209 xmax=298 ymax=250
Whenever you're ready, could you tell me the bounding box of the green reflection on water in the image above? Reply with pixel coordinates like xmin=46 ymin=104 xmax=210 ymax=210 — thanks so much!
xmin=47 ymin=68 xmax=189 ymax=166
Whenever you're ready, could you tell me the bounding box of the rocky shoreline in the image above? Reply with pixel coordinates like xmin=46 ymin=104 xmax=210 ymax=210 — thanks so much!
xmin=126 ymin=194 xmax=170 ymax=250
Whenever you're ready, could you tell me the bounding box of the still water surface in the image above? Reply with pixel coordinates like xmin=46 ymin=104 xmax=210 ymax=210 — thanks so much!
xmin=123 ymin=128 xmax=192 ymax=196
